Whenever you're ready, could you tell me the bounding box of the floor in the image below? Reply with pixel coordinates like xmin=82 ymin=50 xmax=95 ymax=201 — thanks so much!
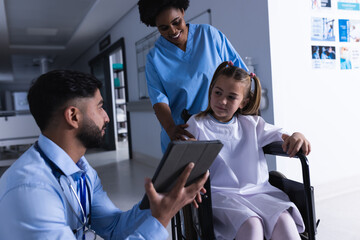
xmin=85 ymin=141 xmax=173 ymax=239
xmin=1 ymin=141 xmax=360 ymax=239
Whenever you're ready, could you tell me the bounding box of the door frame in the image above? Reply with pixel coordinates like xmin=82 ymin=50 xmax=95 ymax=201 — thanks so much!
xmin=89 ymin=38 xmax=132 ymax=158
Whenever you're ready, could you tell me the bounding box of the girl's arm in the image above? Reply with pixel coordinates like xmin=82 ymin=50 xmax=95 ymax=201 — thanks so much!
xmin=281 ymin=132 xmax=311 ymax=157
xmin=153 ymin=102 xmax=194 ymax=141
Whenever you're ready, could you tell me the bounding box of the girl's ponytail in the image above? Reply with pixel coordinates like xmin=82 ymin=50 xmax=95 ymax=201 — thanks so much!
xmin=241 ymin=73 xmax=261 ymax=115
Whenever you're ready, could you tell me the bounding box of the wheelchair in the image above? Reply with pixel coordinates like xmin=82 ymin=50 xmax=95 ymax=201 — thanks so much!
xmin=171 ymin=110 xmax=319 ymax=240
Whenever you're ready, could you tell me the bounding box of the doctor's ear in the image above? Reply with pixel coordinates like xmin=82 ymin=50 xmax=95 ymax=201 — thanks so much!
xmin=63 ymin=106 xmax=81 ymax=129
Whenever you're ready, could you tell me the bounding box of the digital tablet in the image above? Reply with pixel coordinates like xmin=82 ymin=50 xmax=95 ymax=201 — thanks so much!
xmin=139 ymin=140 xmax=223 ymax=209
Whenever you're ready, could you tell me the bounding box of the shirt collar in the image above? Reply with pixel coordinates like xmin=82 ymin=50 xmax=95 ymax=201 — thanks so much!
xmin=209 ymin=113 xmax=235 ymax=124
xmin=38 ymin=134 xmax=87 ymax=177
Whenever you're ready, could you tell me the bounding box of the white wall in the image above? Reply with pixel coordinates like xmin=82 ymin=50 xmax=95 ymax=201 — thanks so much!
xmin=268 ymin=0 xmax=360 ymax=192
xmin=72 ymin=0 xmax=274 ymax=164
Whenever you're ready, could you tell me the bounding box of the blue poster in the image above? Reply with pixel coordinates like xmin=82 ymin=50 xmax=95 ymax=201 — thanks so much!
xmin=338 ymin=19 xmax=360 ymax=42
xmin=339 ymin=19 xmax=349 ymax=42
xmin=338 ymin=1 xmax=360 ymax=10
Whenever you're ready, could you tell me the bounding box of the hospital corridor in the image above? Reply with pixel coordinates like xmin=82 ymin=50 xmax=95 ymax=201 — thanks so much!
xmin=1 ymin=0 xmax=360 ymax=239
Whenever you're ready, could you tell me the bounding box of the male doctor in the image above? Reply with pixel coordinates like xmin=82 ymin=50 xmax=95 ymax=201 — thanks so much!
xmin=0 ymin=69 xmax=208 ymax=239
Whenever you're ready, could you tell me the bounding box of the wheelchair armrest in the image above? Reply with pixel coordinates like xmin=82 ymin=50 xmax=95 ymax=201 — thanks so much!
xmin=262 ymin=141 xmax=306 ymax=159
xmin=263 ymin=141 xmax=287 ymax=156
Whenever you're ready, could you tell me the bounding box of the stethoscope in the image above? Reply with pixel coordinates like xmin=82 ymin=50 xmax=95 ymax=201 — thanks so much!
xmin=34 ymin=141 xmax=96 ymax=240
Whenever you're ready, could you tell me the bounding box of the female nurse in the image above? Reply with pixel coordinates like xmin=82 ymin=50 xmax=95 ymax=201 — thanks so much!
xmin=138 ymin=0 xmax=248 ymax=152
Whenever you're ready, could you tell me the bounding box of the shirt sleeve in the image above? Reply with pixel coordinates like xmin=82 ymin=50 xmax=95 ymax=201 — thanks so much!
xmin=90 ymin=170 xmax=168 ymax=240
xmin=255 ymin=116 xmax=285 ymax=147
xmin=0 ymin=183 xmax=76 ymax=239
xmin=145 ymin=53 xmax=169 ymax=106
xmin=185 ymin=115 xmax=201 ymax=139
xmin=117 ymin=204 xmax=169 ymax=240
xmin=210 ymin=25 xmax=249 ymax=71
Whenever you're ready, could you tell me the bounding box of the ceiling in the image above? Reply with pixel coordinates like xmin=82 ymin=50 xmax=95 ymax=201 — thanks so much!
xmin=0 ymin=0 xmax=136 ymax=82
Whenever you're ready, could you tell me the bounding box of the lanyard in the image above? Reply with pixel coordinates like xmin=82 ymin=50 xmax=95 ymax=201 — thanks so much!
xmin=34 ymin=141 xmax=92 ymax=236
xmin=80 ymin=173 xmax=86 ymax=240
xmin=80 ymin=173 xmax=87 ymax=223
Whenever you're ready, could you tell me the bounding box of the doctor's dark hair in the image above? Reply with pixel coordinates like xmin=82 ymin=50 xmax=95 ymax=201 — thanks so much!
xmin=138 ymin=0 xmax=189 ymax=27
xmin=197 ymin=61 xmax=261 ymax=118
xmin=27 ymin=69 xmax=102 ymax=131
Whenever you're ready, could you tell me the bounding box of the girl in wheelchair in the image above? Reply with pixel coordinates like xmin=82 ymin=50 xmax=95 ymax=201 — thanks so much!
xmin=186 ymin=61 xmax=311 ymax=240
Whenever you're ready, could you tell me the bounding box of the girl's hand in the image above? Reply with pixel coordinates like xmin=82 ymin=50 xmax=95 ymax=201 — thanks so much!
xmin=282 ymin=132 xmax=311 ymax=157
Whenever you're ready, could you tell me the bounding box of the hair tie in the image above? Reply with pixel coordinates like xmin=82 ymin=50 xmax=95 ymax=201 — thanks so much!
xmin=249 ymin=72 xmax=256 ymax=78
xmin=228 ymin=61 xmax=234 ymax=67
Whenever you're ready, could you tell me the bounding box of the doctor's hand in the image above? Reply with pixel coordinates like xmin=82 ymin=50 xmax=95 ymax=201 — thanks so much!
xmin=282 ymin=132 xmax=311 ymax=157
xmin=144 ymin=162 xmax=209 ymax=228
xmin=167 ymin=124 xmax=195 ymax=141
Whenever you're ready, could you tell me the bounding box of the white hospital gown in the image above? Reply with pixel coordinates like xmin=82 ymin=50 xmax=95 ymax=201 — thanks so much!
xmin=186 ymin=114 xmax=305 ymax=240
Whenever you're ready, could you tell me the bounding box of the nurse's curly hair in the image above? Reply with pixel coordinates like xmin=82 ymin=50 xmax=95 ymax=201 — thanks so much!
xmin=138 ymin=0 xmax=189 ymax=27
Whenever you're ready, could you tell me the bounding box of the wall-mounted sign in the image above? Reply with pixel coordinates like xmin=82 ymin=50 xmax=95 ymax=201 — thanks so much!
xmin=99 ymin=35 xmax=111 ymax=52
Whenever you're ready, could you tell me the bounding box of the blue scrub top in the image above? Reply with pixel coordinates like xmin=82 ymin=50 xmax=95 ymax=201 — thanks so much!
xmin=146 ymin=23 xmax=248 ymax=152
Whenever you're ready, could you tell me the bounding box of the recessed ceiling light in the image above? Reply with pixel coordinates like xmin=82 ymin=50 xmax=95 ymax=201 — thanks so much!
xmin=27 ymin=28 xmax=58 ymax=36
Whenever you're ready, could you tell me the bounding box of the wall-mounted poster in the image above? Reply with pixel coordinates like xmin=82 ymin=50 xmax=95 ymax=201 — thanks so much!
xmin=12 ymin=92 xmax=29 ymax=111
xmin=312 ymin=45 xmax=336 ymax=68
xmin=338 ymin=0 xmax=360 ymax=10
xmin=312 ymin=0 xmax=332 ymax=9
xmin=340 ymin=46 xmax=360 ymax=69
xmin=311 ymin=17 xmax=336 ymax=41
xmin=339 ymin=19 xmax=360 ymax=42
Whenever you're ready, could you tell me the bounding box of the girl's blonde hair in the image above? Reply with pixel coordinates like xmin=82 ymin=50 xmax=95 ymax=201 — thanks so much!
xmin=197 ymin=61 xmax=261 ymax=118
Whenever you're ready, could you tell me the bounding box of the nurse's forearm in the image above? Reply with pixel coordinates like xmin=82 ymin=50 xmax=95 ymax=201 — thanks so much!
xmin=153 ymin=102 xmax=176 ymax=135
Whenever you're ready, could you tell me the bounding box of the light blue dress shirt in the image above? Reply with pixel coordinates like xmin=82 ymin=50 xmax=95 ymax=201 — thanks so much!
xmin=0 ymin=134 xmax=168 ymax=240
xmin=146 ymin=23 xmax=248 ymax=152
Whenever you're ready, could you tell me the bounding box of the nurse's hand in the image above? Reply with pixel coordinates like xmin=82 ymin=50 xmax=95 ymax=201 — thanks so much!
xmin=153 ymin=103 xmax=194 ymax=141
xmin=167 ymin=124 xmax=195 ymax=141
